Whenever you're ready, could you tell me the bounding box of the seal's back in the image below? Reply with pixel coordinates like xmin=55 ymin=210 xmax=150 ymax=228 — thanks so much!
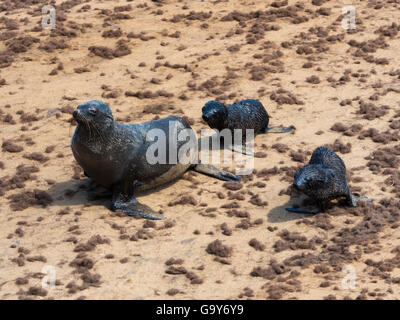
xmin=309 ymin=146 xmax=346 ymax=176
xmin=225 ymin=99 xmax=269 ymax=135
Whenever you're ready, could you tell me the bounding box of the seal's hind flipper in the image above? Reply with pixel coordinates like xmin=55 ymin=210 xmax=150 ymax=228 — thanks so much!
xmin=229 ymin=144 xmax=254 ymax=157
xmin=192 ymin=164 xmax=241 ymax=182
xmin=112 ymin=197 xmax=165 ymax=220
xmin=265 ymin=125 xmax=295 ymax=133
xmin=285 ymin=207 xmax=320 ymax=214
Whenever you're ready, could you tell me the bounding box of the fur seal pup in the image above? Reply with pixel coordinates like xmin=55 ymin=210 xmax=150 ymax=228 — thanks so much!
xmin=201 ymin=99 xmax=294 ymax=154
xmin=286 ymin=146 xmax=372 ymax=214
xmin=71 ymin=100 xmax=240 ymax=220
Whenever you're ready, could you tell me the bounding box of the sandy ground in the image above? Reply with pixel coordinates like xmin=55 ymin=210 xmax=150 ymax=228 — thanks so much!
xmin=0 ymin=0 xmax=400 ymax=300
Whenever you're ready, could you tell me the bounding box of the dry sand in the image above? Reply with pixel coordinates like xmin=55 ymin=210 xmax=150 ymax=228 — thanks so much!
xmin=0 ymin=0 xmax=400 ymax=300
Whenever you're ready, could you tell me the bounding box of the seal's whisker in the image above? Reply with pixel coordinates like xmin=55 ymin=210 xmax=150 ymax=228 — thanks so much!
xmin=84 ymin=117 xmax=92 ymax=141
xmin=92 ymin=122 xmax=105 ymax=142
xmin=92 ymin=124 xmax=102 ymax=142
xmin=88 ymin=121 xmax=95 ymax=142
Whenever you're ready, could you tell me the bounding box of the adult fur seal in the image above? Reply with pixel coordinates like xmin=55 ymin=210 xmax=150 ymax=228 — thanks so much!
xmin=286 ymin=146 xmax=372 ymax=214
xmin=71 ymin=100 xmax=240 ymax=220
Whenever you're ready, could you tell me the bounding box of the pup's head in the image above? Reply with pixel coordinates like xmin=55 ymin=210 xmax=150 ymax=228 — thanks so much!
xmin=73 ymin=100 xmax=114 ymax=129
xmin=201 ymin=101 xmax=228 ymax=130
xmin=293 ymin=164 xmax=334 ymax=195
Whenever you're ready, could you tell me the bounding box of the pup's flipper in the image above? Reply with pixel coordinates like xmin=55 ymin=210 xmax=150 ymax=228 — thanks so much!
xmin=192 ymin=163 xmax=241 ymax=182
xmin=285 ymin=207 xmax=320 ymax=214
xmin=111 ymin=195 xmax=165 ymax=220
xmin=265 ymin=125 xmax=295 ymax=133
xmin=351 ymin=193 xmax=374 ymax=205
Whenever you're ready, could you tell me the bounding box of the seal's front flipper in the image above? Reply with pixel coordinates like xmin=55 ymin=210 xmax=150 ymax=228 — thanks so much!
xmin=112 ymin=199 xmax=165 ymax=220
xmin=192 ymin=164 xmax=241 ymax=182
xmin=285 ymin=207 xmax=320 ymax=214
xmin=265 ymin=125 xmax=295 ymax=133
xmin=111 ymin=190 xmax=165 ymax=220
xmin=125 ymin=202 xmax=165 ymax=220
xmin=111 ymin=183 xmax=165 ymax=220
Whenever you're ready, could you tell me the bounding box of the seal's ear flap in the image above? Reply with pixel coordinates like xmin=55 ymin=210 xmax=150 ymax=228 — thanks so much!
xmin=105 ymin=113 xmax=114 ymax=121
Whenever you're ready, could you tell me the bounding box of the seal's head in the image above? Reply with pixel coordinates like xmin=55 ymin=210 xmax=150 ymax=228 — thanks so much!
xmin=202 ymin=101 xmax=227 ymax=130
xmin=293 ymin=164 xmax=334 ymax=197
xmin=73 ymin=100 xmax=114 ymax=130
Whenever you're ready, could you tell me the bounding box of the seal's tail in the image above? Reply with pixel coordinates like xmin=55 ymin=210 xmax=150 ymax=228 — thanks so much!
xmin=265 ymin=125 xmax=295 ymax=133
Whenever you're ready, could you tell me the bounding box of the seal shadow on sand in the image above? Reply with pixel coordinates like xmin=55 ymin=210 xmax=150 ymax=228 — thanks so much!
xmin=46 ymin=177 xmax=184 ymax=211
xmin=267 ymin=192 xmax=315 ymax=223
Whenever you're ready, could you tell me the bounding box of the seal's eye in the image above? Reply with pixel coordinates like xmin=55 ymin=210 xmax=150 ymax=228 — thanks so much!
xmin=88 ymin=108 xmax=97 ymax=116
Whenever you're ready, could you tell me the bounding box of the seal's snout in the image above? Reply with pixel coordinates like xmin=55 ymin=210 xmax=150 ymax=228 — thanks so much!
xmin=293 ymin=178 xmax=303 ymax=189
xmin=202 ymin=110 xmax=218 ymax=123
xmin=73 ymin=110 xmax=79 ymax=119
xmin=294 ymin=175 xmax=308 ymax=190
xmin=202 ymin=113 xmax=211 ymax=122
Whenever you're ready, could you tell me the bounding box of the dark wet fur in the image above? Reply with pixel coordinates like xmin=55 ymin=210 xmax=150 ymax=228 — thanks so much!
xmin=71 ymin=100 xmax=240 ymax=220
xmin=291 ymin=146 xmax=355 ymax=212
xmin=73 ymin=106 xmax=109 ymax=143
xmin=202 ymin=99 xmax=269 ymax=139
